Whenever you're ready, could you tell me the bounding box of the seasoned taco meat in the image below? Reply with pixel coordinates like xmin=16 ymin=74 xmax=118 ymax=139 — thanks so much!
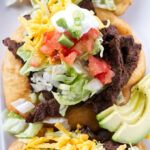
xmin=42 ymin=91 xmax=54 ymax=101
xmin=3 ymin=38 xmax=23 ymax=59
xmin=26 ymin=98 xmax=60 ymax=123
xmin=79 ymin=0 xmax=95 ymax=12
xmin=80 ymin=126 xmax=127 ymax=150
xmin=88 ymin=25 xmax=141 ymax=113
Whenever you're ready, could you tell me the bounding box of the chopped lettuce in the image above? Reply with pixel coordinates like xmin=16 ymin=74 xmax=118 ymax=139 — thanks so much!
xmin=20 ymin=60 xmax=50 ymax=76
xmin=91 ymin=35 xmax=104 ymax=57
xmin=92 ymin=0 xmax=116 ymax=11
xmin=3 ymin=111 xmax=27 ymax=135
xmin=3 ymin=111 xmax=43 ymax=138
xmin=53 ymin=76 xmax=90 ymax=105
xmin=52 ymin=64 xmax=78 ymax=84
xmin=8 ymin=111 xmax=23 ymax=119
xmin=16 ymin=123 xmax=43 ymax=138
xmin=59 ymin=105 xmax=68 ymax=117
xmin=17 ymin=46 xmax=31 ymax=62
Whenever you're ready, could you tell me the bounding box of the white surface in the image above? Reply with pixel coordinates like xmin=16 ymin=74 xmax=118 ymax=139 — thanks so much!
xmin=0 ymin=0 xmax=150 ymax=149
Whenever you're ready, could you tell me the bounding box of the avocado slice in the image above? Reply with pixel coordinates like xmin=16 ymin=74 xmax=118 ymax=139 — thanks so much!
xmin=112 ymin=93 xmax=149 ymax=144
xmin=96 ymin=106 xmax=115 ymax=121
xmin=99 ymin=95 xmax=145 ymax=132
xmin=97 ymin=74 xmax=150 ymax=144
xmin=58 ymin=34 xmax=74 ymax=48
xmin=117 ymin=91 xmax=139 ymax=115
xmin=99 ymin=111 xmax=122 ymax=132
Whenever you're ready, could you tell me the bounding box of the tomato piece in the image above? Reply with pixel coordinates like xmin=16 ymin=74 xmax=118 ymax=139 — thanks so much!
xmin=43 ymin=31 xmax=55 ymax=44
xmin=72 ymin=41 xmax=84 ymax=55
xmin=95 ymin=70 xmax=115 ymax=85
xmin=30 ymin=55 xmax=42 ymax=67
xmin=88 ymin=55 xmax=110 ymax=76
xmin=88 ymin=28 xmax=100 ymax=40
xmin=81 ymin=38 xmax=94 ymax=53
xmin=62 ymin=51 xmax=78 ymax=66
xmin=39 ymin=44 xmax=54 ymax=55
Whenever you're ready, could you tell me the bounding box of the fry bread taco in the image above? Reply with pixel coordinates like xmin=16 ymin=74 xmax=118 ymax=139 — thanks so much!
xmin=2 ymin=0 xmax=149 ymax=150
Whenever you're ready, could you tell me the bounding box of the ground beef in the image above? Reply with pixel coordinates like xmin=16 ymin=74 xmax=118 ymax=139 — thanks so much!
xmin=26 ymin=98 xmax=60 ymax=123
xmin=79 ymin=0 xmax=95 ymax=13
xmin=103 ymin=141 xmax=121 ymax=150
xmin=87 ymin=25 xmax=141 ymax=113
xmin=80 ymin=126 xmax=126 ymax=150
xmin=23 ymin=14 xmax=31 ymax=20
xmin=42 ymin=91 xmax=54 ymax=100
xmin=2 ymin=38 xmax=23 ymax=59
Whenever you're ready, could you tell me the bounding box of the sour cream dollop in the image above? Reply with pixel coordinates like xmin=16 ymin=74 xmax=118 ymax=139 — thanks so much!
xmin=51 ymin=4 xmax=99 ymax=37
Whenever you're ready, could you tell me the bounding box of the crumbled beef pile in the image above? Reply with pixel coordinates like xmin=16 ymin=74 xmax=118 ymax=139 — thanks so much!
xmin=23 ymin=14 xmax=31 ymax=20
xmin=87 ymin=25 xmax=141 ymax=113
xmin=42 ymin=90 xmax=54 ymax=101
xmin=80 ymin=126 xmax=128 ymax=150
xmin=26 ymin=98 xmax=60 ymax=123
xmin=79 ymin=0 xmax=95 ymax=13
xmin=2 ymin=38 xmax=23 ymax=59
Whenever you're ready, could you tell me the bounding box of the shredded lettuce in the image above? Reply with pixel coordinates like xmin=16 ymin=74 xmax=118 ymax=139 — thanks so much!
xmin=91 ymin=35 xmax=104 ymax=57
xmin=17 ymin=46 xmax=31 ymax=62
xmin=59 ymin=105 xmax=68 ymax=117
xmin=8 ymin=111 xmax=23 ymax=119
xmin=16 ymin=123 xmax=43 ymax=138
xmin=3 ymin=111 xmax=27 ymax=135
xmin=128 ymin=146 xmax=139 ymax=150
xmin=53 ymin=75 xmax=90 ymax=105
xmin=3 ymin=111 xmax=43 ymax=138
xmin=20 ymin=60 xmax=50 ymax=76
xmin=115 ymin=91 xmax=125 ymax=105
xmin=52 ymin=64 xmax=78 ymax=84
xmin=92 ymin=0 xmax=116 ymax=11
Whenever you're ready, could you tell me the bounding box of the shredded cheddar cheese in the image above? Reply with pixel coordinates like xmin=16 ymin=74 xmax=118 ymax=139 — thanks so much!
xmin=145 ymin=134 xmax=150 ymax=140
xmin=25 ymin=123 xmax=105 ymax=150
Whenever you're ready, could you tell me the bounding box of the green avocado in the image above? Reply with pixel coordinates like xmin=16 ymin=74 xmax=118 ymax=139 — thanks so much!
xmin=96 ymin=74 xmax=150 ymax=144
xmin=113 ymin=93 xmax=150 ymax=144
xmin=99 ymin=95 xmax=145 ymax=132
xmin=58 ymin=34 xmax=74 ymax=48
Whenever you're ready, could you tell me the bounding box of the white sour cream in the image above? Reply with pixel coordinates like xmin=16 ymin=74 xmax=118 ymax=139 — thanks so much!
xmin=51 ymin=4 xmax=99 ymax=37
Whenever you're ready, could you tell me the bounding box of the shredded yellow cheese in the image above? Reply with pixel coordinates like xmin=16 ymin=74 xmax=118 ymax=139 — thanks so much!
xmin=145 ymin=134 xmax=150 ymax=140
xmin=25 ymin=123 xmax=105 ymax=150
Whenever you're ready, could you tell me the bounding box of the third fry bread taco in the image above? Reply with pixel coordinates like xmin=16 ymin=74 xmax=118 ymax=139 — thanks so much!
xmin=78 ymin=0 xmax=134 ymax=16
xmin=2 ymin=0 xmax=149 ymax=149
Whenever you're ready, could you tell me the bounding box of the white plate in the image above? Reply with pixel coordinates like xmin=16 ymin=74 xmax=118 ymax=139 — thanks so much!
xmin=0 ymin=0 xmax=150 ymax=149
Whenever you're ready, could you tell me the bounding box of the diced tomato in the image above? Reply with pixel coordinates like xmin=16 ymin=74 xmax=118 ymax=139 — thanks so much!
xmin=87 ymin=28 xmax=100 ymax=40
xmin=30 ymin=55 xmax=42 ymax=67
xmin=43 ymin=31 xmax=55 ymax=44
xmin=88 ymin=55 xmax=110 ymax=76
xmin=62 ymin=51 xmax=78 ymax=66
xmin=80 ymin=38 xmax=94 ymax=53
xmin=95 ymin=70 xmax=115 ymax=85
xmin=72 ymin=42 xmax=84 ymax=55
xmin=39 ymin=44 xmax=53 ymax=55
xmin=39 ymin=31 xmax=62 ymax=56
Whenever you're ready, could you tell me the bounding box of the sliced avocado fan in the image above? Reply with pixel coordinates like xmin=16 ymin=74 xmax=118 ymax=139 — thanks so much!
xmin=96 ymin=74 xmax=150 ymax=144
